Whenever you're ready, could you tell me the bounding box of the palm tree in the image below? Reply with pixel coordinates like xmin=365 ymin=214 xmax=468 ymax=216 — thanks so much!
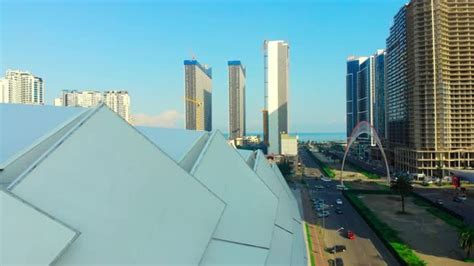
xmin=459 ymin=227 xmax=474 ymax=259
xmin=390 ymin=174 xmax=413 ymax=213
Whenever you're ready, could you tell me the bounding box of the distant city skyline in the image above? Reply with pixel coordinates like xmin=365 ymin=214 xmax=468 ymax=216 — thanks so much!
xmin=1 ymin=0 xmax=407 ymax=132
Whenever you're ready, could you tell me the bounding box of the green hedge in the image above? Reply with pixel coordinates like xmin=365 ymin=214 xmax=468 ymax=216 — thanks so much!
xmin=345 ymin=192 xmax=426 ymax=266
xmin=304 ymin=223 xmax=316 ymax=266
xmin=304 ymin=147 xmax=336 ymax=178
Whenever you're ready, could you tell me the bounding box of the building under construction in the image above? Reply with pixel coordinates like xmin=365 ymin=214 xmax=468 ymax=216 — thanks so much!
xmin=387 ymin=0 xmax=474 ymax=176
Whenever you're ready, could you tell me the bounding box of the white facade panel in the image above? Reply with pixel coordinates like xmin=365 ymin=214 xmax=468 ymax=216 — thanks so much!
xmin=137 ymin=126 xmax=208 ymax=162
xmin=0 ymin=190 xmax=77 ymax=266
xmin=0 ymin=104 xmax=87 ymax=168
xmin=200 ymin=239 xmax=268 ymax=266
xmin=192 ymin=133 xmax=278 ymax=248
xmin=265 ymin=226 xmax=293 ymax=266
xmin=11 ymin=107 xmax=225 ymax=265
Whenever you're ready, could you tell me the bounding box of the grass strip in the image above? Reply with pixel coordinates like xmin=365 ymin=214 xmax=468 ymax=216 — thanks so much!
xmin=412 ymin=197 xmax=467 ymax=231
xmin=304 ymin=223 xmax=316 ymax=266
xmin=345 ymin=192 xmax=426 ymax=266
xmin=304 ymin=147 xmax=336 ymax=178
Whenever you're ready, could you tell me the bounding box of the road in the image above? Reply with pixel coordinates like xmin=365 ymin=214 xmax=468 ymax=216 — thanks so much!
xmin=299 ymin=146 xmax=399 ymax=266
xmin=414 ymin=186 xmax=474 ymax=226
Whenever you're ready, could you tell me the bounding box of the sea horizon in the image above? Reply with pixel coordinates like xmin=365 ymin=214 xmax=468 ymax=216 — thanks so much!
xmin=222 ymin=132 xmax=347 ymax=142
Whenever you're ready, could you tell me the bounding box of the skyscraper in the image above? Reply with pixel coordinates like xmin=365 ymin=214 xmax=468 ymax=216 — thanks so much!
xmin=373 ymin=49 xmax=386 ymax=140
xmin=346 ymin=52 xmax=384 ymax=146
xmin=184 ymin=60 xmax=212 ymax=131
xmin=0 ymin=70 xmax=44 ymax=105
xmin=264 ymin=40 xmax=289 ymax=155
xmin=228 ymin=61 xmax=246 ymax=140
xmin=391 ymin=0 xmax=474 ymax=176
xmin=386 ymin=5 xmax=409 ymax=158
xmin=346 ymin=56 xmax=366 ymax=137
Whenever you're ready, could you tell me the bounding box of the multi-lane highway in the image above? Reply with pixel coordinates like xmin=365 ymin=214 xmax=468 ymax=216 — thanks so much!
xmin=299 ymin=146 xmax=399 ymax=266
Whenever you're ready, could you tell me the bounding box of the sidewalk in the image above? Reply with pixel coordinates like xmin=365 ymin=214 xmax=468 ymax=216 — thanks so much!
xmin=301 ymin=187 xmax=327 ymax=266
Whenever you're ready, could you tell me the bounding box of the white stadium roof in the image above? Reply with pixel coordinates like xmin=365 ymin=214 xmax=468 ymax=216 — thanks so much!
xmin=0 ymin=103 xmax=307 ymax=265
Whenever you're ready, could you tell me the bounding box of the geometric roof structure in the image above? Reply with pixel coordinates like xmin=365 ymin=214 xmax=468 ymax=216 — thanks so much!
xmin=0 ymin=103 xmax=307 ymax=265
xmin=0 ymin=190 xmax=78 ymax=266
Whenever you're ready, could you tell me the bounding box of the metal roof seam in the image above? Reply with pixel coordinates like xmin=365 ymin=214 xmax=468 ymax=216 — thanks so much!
xmin=6 ymin=105 xmax=101 ymax=191
xmin=177 ymin=132 xmax=210 ymax=164
xmin=210 ymin=237 xmax=270 ymax=250
xmin=190 ymin=130 xmax=219 ymax=176
xmin=0 ymin=107 xmax=90 ymax=170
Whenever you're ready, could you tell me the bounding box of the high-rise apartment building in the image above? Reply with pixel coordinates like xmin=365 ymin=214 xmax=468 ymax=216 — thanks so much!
xmin=0 ymin=70 xmax=44 ymax=105
xmin=56 ymin=90 xmax=130 ymax=122
xmin=374 ymin=50 xmax=386 ymax=140
xmin=264 ymin=40 xmax=290 ymax=155
xmin=184 ymin=60 xmax=212 ymax=131
xmin=386 ymin=5 xmax=409 ymax=148
xmin=346 ymin=57 xmax=364 ymax=137
xmin=59 ymin=90 xmax=103 ymax=108
xmin=103 ymin=91 xmax=130 ymax=123
xmin=346 ymin=52 xmax=384 ymax=146
xmin=391 ymin=0 xmax=474 ymax=176
xmin=357 ymin=56 xmax=376 ymax=146
xmin=228 ymin=61 xmax=246 ymax=140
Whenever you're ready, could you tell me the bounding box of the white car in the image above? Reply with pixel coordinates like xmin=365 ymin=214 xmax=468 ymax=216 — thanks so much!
xmin=336 ymin=199 xmax=343 ymax=205
xmin=336 ymin=185 xmax=348 ymax=191
xmin=317 ymin=211 xmax=330 ymax=218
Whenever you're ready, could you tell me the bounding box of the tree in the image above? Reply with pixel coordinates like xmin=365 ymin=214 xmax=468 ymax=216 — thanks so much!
xmin=390 ymin=174 xmax=413 ymax=213
xmin=459 ymin=227 xmax=474 ymax=259
xmin=277 ymin=160 xmax=292 ymax=178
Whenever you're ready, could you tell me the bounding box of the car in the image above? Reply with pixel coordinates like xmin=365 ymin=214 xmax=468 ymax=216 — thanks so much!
xmin=335 ymin=258 xmax=344 ymax=266
xmin=336 ymin=185 xmax=348 ymax=191
xmin=453 ymin=196 xmax=463 ymax=203
xmin=436 ymin=199 xmax=444 ymax=205
xmin=336 ymin=198 xmax=343 ymax=205
xmin=322 ymin=177 xmax=332 ymax=182
xmin=317 ymin=211 xmax=330 ymax=218
xmin=328 ymin=245 xmax=346 ymax=254
xmin=459 ymin=195 xmax=467 ymax=201
xmin=347 ymin=230 xmax=355 ymax=240
xmin=335 ymin=208 xmax=343 ymax=214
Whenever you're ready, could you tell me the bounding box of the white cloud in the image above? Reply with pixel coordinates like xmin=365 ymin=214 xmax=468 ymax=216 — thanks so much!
xmin=131 ymin=110 xmax=184 ymax=128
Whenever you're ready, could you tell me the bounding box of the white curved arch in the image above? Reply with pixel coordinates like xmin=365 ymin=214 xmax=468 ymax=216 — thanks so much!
xmin=340 ymin=121 xmax=391 ymax=185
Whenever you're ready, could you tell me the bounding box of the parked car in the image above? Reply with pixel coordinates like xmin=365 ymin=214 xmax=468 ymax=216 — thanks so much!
xmin=436 ymin=199 xmax=444 ymax=205
xmin=459 ymin=195 xmax=467 ymax=201
xmin=453 ymin=196 xmax=463 ymax=203
xmin=335 ymin=258 xmax=344 ymax=266
xmin=335 ymin=208 xmax=343 ymax=214
xmin=336 ymin=185 xmax=348 ymax=191
xmin=336 ymin=198 xmax=343 ymax=205
xmin=347 ymin=230 xmax=355 ymax=240
xmin=328 ymin=245 xmax=346 ymax=254
xmin=317 ymin=211 xmax=330 ymax=218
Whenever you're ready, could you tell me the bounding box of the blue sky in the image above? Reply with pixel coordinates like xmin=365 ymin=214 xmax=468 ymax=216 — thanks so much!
xmin=1 ymin=0 xmax=406 ymax=133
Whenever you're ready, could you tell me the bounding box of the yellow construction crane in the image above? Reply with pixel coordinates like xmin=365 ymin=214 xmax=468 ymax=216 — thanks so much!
xmin=184 ymin=97 xmax=203 ymax=130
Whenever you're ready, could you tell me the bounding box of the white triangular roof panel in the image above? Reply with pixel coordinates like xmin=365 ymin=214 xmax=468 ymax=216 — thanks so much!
xmin=137 ymin=126 xmax=207 ymax=162
xmin=265 ymin=226 xmax=293 ymax=266
xmin=0 ymin=190 xmax=78 ymax=265
xmin=0 ymin=104 xmax=87 ymax=168
xmin=10 ymin=107 xmax=226 ymax=265
xmin=192 ymin=132 xmax=278 ymax=248
xmin=200 ymin=239 xmax=268 ymax=266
